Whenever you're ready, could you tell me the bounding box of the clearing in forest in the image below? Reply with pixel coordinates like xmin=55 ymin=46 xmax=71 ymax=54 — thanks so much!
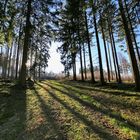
xmin=0 ymin=80 xmax=140 ymax=140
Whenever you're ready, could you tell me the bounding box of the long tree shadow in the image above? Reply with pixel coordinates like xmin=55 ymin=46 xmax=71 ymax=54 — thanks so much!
xmin=39 ymin=81 xmax=140 ymax=133
xmin=58 ymin=81 xmax=140 ymax=97
xmin=47 ymin=81 xmax=138 ymax=110
xmin=0 ymin=84 xmax=26 ymax=140
xmin=32 ymin=87 xmax=66 ymax=140
xmin=52 ymin=81 xmax=140 ymax=115
xmin=36 ymin=83 xmax=118 ymax=140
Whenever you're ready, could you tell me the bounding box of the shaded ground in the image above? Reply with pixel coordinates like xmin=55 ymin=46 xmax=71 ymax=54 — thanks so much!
xmin=0 ymin=80 xmax=140 ymax=140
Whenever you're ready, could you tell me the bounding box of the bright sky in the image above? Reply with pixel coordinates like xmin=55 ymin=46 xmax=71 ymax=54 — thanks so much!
xmin=47 ymin=26 xmax=140 ymax=75
xmin=47 ymin=42 xmax=64 ymax=74
xmin=47 ymin=40 xmax=120 ymax=74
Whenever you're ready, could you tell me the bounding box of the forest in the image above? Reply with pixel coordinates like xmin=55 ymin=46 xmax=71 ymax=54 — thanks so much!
xmin=0 ymin=0 xmax=140 ymax=139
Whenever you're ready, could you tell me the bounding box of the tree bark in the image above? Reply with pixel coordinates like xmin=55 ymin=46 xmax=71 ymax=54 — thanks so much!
xmin=79 ymin=45 xmax=84 ymax=81
xmin=83 ymin=44 xmax=87 ymax=79
xmin=19 ymin=0 xmax=32 ymax=86
xmin=107 ymin=42 xmax=114 ymax=80
xmin=118 ymin=0 xmax=140 ymax=90
xmin=15 ymin=24 xmax=22 ymax=79
xmin=4 ymin=46 xmax=10 ymax=78
xmin=11 ymin=40 xmax=17 ymax=79
xmin=108 ymin=26 xmax=118 ymax=82
xmin=72 ymin=55 xmax=77 ymax=81
xmin=110 ymin=27 xmax=122 ymax=83
xmin=1 ymin=46 xmax=4 ymax=78
xmin=93 ymin=14 xmax=105 ymax=85
xmin=34 ymin=48 xmax=37 ymax=80
xmin=7 ymin=42 xmax=13 ymax=78
xmin=84 ymin=11 xmax=95 ymax=82
xmin=100 ymin=17 xmax=110 ymax=82
xmin=124 ymin=0 xmax=140 ymax=63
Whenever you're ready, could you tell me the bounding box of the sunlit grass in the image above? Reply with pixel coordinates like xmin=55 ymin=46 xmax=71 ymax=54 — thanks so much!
xmin=0 ymin=80 xmax=140 ymax=139
xmin=46 ymin=80 xmax=140 ymax=139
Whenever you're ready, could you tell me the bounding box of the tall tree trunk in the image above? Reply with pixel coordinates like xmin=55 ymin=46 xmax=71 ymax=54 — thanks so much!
xmin=19 ymin=0 xmax=32 ymax=86
xmin=38 ymin=50 xmax=42 ymax=80
xmin=11 ymin=41 xmax=17 ymax=79
xmin=79 ymin=45 xmax=84 ymax=81
xmin=34 ymin=48 xmax=37 ymax=81
xmin=15 ymin=25 xmax=22 ymax=79
xmin=111 ymin=27 xmax=122 ymax=83
xmin=77 ymin=17 xmax=84 ymax=81
xmin=124 ymin=0 xmax=140 ymax=63
xmin=72 ymin=55 xmax=76 ymax=81
xmin=83 ymin=44 xmax=87 ymax=79
xmin=4 ymin=46 xmax=10 ymax=78
xmin=84 ymin=11 xmax=95 ymax=82
xmin=30 ymin=45 xmax=33 ymax=77
xmin=118 ymin=0 xmax=140 ymax=90
xmin=100 ymin=16 xmax=110 ymax=82
xmin=1 ymin=46 xmax=3 ymax=77
xmin=107 ymin=42 xmax=114 ymax=80
xmin=7 ymin=42 xmax=13 ymax=78
xmin=39 ymin=64 xmax=41 ymax=80
xmin=93 ymin=14 xmax=105 ymax=85
xmin=108 ymin=26 xmax=118 ymax=82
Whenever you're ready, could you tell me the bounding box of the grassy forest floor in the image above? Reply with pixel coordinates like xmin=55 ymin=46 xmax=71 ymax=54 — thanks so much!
xmin=0 ymin=80 xmax=140 ymax=140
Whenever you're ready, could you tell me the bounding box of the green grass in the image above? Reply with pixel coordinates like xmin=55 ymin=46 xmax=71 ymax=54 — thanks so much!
xmin=0 ymin=80 xmax=140 ymax=140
